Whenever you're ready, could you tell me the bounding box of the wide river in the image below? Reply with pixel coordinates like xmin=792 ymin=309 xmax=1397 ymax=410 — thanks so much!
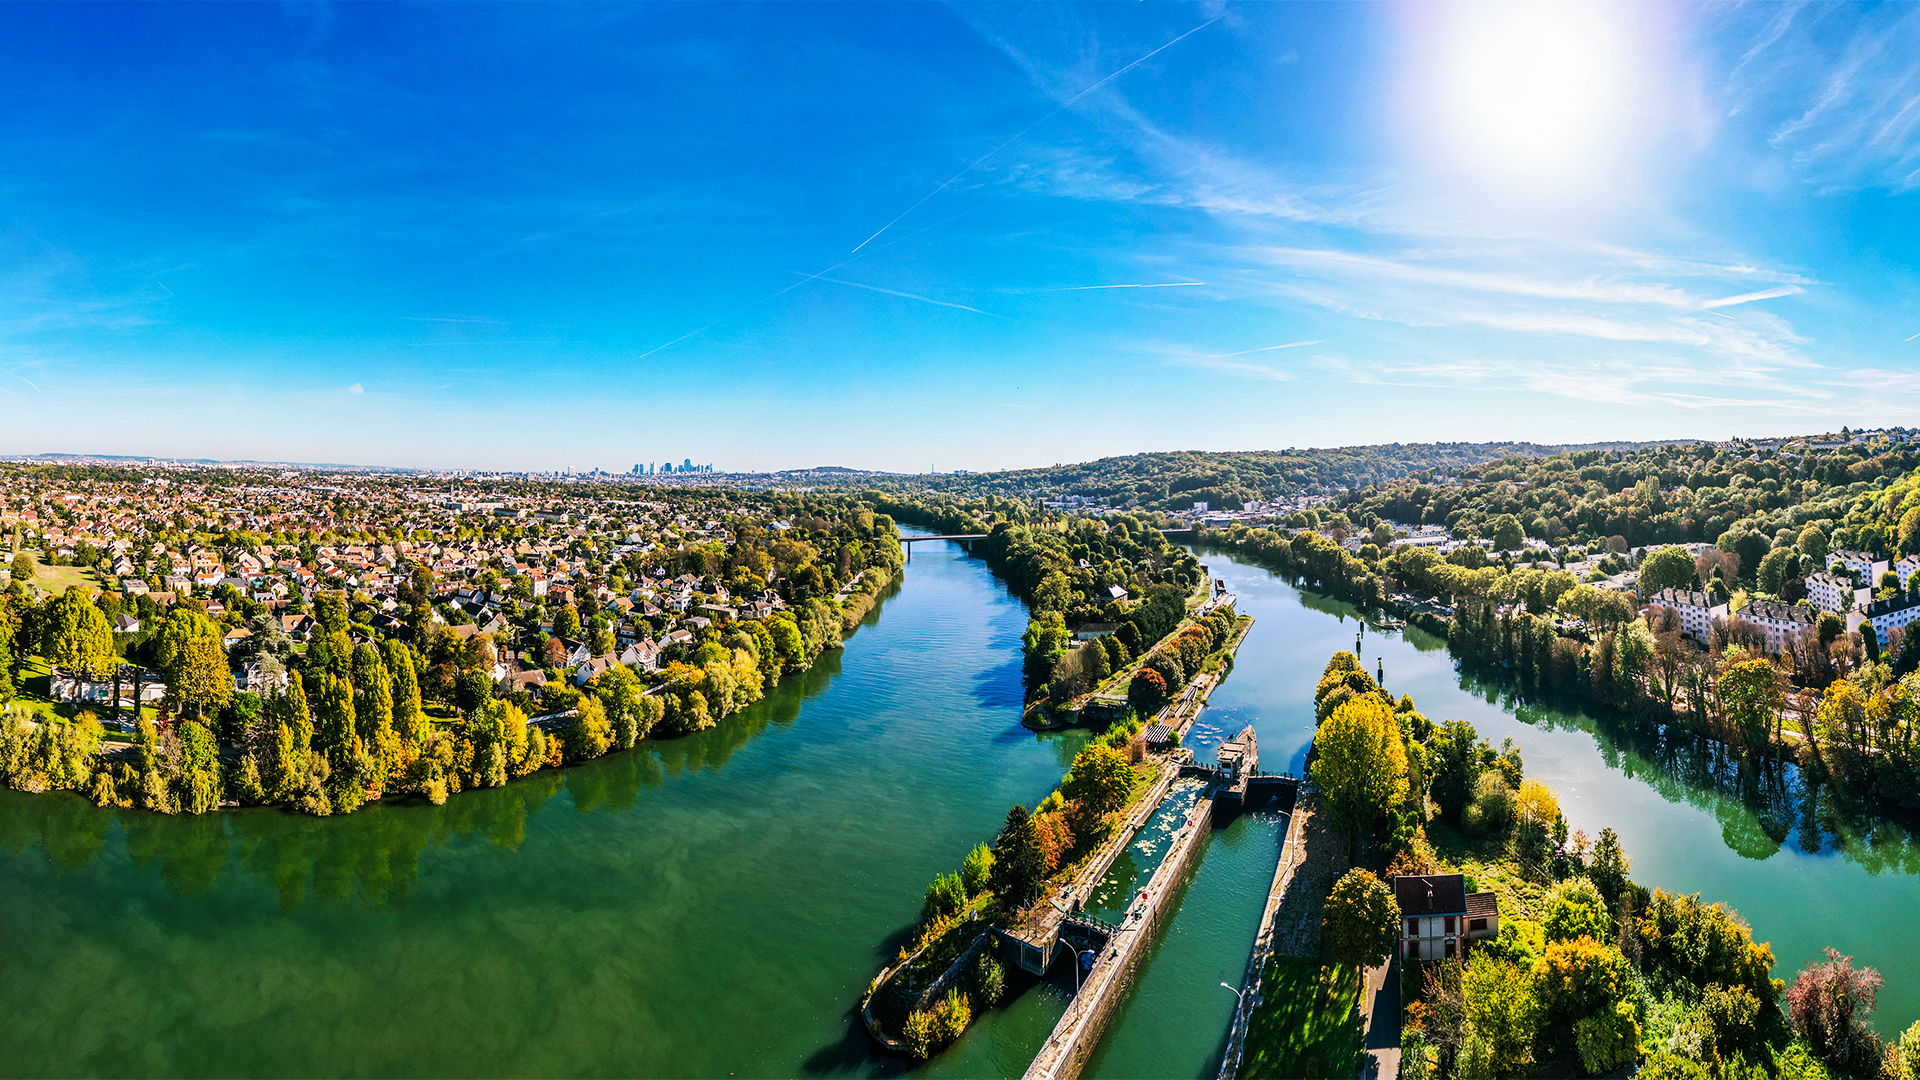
xmin=2 ymin=537 xmax=1917 ymax=1077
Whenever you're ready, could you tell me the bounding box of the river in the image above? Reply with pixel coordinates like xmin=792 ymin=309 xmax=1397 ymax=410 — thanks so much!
xmin=2 ymin=537 xmax=1918 ymax=1078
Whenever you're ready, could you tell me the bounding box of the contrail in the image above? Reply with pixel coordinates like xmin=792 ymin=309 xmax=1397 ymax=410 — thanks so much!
xmin=1048 ymin=281 xmax=1206 ymax=291
xmin=849 ymin=14 xmax=1225 ymax=254
xmin=807 ymin=274 xmax=1001 ymax=316
xmin=1202 ymin=340 xmax=1321 ymax=359
xmin=1906 ymin=330 xmax=1920 ymax=342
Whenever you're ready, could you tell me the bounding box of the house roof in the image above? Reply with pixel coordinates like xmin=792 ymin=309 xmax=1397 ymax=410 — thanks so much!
xmin=1466 ymin=892 xmax=1499 ymax=918
xmin=1392 ymin=873 xmax=1467 ymax=917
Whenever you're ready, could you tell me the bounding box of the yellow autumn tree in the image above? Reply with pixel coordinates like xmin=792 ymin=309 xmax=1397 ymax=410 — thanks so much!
xmin=1311 ymin=694 xmax=1409 ymax=858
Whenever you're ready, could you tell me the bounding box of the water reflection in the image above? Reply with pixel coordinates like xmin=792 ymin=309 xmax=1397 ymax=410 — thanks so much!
xmin=0 ymin=588 xmax=885 ymax=907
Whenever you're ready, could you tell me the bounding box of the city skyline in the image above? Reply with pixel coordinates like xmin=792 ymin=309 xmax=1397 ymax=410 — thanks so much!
xmin=1 ymin=3 xmax=1916 ymax=471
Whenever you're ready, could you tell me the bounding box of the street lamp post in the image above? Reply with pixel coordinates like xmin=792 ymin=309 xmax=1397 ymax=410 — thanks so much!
xmin=1220 ymin=981 xmax=1245 ymax=1008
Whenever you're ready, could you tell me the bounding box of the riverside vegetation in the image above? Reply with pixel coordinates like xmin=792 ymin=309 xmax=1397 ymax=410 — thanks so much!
xmin=0 ymin=492 xmax=901 ymax=817
xmin=1191 ymin=435 xmax=1920 ymax=823
xmin=1248 ymin=649 xmax=1920 ymax=1080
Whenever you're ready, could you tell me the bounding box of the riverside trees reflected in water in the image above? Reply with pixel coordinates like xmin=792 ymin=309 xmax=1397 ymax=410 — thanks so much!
xmin=0 ymin=651 xmax=845 ymax=909
xmin=1190 ymin=544 xmax=1920 ymax=1036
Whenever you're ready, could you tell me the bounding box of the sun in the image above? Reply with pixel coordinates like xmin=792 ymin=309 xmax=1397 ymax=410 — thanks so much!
xmin=1423 ymin=2 xmax=1637 ymax=186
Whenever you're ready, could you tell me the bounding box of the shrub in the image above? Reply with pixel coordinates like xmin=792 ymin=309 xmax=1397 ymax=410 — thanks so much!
xmin=902 ymin=1010 xmax=937 ymax=1058
xmin=1543 ymin=878 xmax=1611 ymax=944
xmin=933 ymin=988 xmax=971 ymax=1042
xmin=973 ymin=954 xmax=1005 ymax=1006
xmin=1464 ymin=771 xmax=1513 ymax=835
xmin=960 ymin=843 xmax=993 ymax=895
xmin=921 ymin=873 xmax=967 ymax=924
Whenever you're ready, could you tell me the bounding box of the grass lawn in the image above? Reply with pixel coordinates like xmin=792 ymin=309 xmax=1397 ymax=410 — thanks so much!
xmin=13 ymin=553 xmax=103 ymax=595
xmin=1241 ymin=956 xmax=1360 ymax=1080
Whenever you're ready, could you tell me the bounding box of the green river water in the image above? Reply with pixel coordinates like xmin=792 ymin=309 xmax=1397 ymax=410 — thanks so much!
xmin=2 ymin=538 xmax=1918 ymax=1078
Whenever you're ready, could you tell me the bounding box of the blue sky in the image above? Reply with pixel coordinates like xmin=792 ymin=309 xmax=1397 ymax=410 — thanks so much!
xmin=1 ymin=2 xmax=1917 ymax=472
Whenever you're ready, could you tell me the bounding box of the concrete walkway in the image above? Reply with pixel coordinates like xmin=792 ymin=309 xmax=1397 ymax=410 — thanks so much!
xmin=1358 ymin=957 xmax=1401 ymax=1080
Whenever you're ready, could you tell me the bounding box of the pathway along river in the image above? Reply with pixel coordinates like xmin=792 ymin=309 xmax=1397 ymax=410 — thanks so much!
xmin=2 ymin=537 xmax=1919 ymax=1077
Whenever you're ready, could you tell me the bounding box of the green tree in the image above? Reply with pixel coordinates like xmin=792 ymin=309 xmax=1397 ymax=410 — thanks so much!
xmin=384 ymin=640 xmax=428 ymax=745
xmin=1428 ymin=720 xmax=1484 ymax=822
xmin=1464 ymin=950 xmax=1539 ymax=1075
xmin=9 ymin=552 xmax=32 ymax=581
xmin=1542 ymin=878 xmax=1611 ymax=944
xmin=563 ymin=695 xmax=612 ymax=762
xmin=1757 ymin=547 xmax=1797 ymax=595
xmin=1489 ymin=514 xmax=1525 ymax=553
xmin=552 ymin=603 xmax=582 ymax=641
xmin=1061 ymin=743 xmax=1135 ymax=817
xmin=960 ymin=843 xmax=994 ymax=895
xmin=1534 ymin=936 xmax=1640 ymax=1070
xmin=1312 ymin=695 xmax=1409 ymax=858
xmin=1323 ymin=867 xmax=1400 ymax=1044
xmin=989 ymin=804 xmax=1046 ymax=911
xmin=40 ymin=588 xmax=115 ymax=682
xmin=1719 ymin=657 xmax=1782 ymax=754
xmin=1798 ymin=525 xmax=1830 ymax=564
xmin=1638 ymin=546 xmax=1697 ymax=595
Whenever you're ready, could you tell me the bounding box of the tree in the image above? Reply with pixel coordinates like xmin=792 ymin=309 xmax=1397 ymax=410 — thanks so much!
xmin=40 ymin=588 xmax=115 ymax=682
xmin=1787 ymin=947 xmax=1885 ymax=1077
xmin=1464 ymin=950 xmax=1539 ymax=1075
xmin=1639 ymin=546 xmax=1696 ymax=595
xmin=1312 ymin=695 xmax=1408 ymax=858
xmin=1062 ymin=743 xmax=1135 ymax=817
xmin=1323 ymin=868 xmax=1400 ymax=1045
xmin=170 ymin=634 xmax=235 ymax=721
xmin=1127 ymin=668 xmax=1167 ymax=713
xmin=385 ymin=640 xmax=428 ymax=745
xmin=1489 ymin=514 xmax=1525 ymax=553
xmin=989 ymin=804 xmax=1046 ymax=911
xmin=552 ymin=603 xmax=582 ymax=641
xmin=1798 ymin=525 xmax=1830 ymax=564
xmin=1757 ymin=547 xmax=1798 ymax=595
xmin=562 ymin=695 xmax=612 ymax=762
xmin=1534 ymin=936 xmax=1641 ymax=1071
xmin=1719 ymin=657 xmax=1782 ymax=753
xmin=1428 ymin=720 xmax=1484 ymax=823
xmin=1543 ymin=878 xmax=1611 ymax=943
xmin=9 ymin=552 xmax=32 ymax=581
xmin=1587 ymin=828 xmax=1631 ymax=909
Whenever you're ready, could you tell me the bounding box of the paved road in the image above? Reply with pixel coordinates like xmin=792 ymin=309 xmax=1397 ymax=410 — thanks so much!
xmin=1359 ymin=957 xmax=1401 ymax=1080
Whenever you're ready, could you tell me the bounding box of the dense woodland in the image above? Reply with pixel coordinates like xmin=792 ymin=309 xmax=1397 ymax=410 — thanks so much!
xmin=855 ymin=442 xmax=1670 ymax=513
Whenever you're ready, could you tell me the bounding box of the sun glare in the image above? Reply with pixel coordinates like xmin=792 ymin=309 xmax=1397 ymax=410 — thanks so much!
xmin=1426 ymin=2 xmax=1636 ymax=187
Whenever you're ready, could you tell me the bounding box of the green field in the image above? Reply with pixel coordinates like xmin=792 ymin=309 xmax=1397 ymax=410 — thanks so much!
xmin=10 ymin=551 xmax=103 ymax=595
xmin=1240 ymin=956 xmax=1360 ymax=1080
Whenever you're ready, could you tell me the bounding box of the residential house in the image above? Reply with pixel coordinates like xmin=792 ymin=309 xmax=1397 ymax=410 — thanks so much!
xmin=1073 ymin=622 xmax=1121 ymax=643
xmin=1392 ymin=873 xmax=1500 ymax=961
xmin=112 ymin=613 xmax=142 ymax=633
xmin=1105 ymin=584 xmax=1129 ymax=603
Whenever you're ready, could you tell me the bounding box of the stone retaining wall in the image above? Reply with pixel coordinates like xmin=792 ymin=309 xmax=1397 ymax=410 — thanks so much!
xmin=1022 ymin=788 xmax=1217 ymax=1080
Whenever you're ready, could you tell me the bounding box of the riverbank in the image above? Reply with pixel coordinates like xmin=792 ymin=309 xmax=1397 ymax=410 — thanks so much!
xmin=0 ymin=551 xmax=904 ymax=821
